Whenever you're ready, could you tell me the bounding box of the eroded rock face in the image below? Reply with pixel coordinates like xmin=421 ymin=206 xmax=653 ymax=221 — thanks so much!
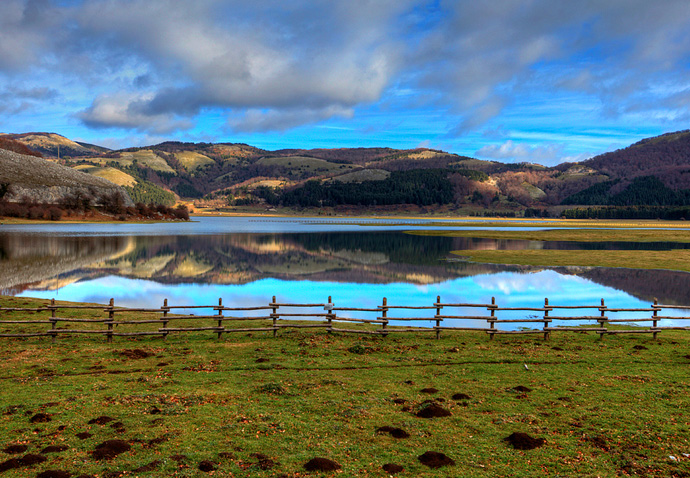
xmin=0 ymin=149 xmax=133 ymax=207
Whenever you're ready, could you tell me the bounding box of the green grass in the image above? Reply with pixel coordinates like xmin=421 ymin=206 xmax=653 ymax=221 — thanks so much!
xmin=1 ymin=296 xmax=689 ymax=477
xmin=410 ymin=228 xmax=690 ymax=272
xmin=257 ymin=156 xmax=355 ymax=175
xmin=450 ymin=248 xmax=690 ymax=272
xmin=411 ymin=228 xmax=690 ymax=243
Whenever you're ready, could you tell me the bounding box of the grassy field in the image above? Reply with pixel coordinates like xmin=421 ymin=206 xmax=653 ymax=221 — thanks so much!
xmin=1 ymin=296 xmax=689 ymax=477
xmin=410 ymin=228 xmax=690 ymax=273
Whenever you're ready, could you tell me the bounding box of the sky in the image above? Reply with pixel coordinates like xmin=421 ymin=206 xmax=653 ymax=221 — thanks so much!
xmin=1 ymin=0 xmax=690 ymax=166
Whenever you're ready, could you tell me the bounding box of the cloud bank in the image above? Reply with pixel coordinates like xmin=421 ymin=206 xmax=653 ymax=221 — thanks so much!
xmin=0 ymin=0 xmax=690 ymax=156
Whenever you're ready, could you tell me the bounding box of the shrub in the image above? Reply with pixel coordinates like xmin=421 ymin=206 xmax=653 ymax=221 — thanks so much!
xmin=47 ymin=207 xmax=63 ymax=221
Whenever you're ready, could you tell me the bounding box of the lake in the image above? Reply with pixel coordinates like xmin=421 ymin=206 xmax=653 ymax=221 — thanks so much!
xmin=2 ymin=216 xmax=689 ymax=329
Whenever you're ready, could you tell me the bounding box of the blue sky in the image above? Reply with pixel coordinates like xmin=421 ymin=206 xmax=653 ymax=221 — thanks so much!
xmin=1 ymin=0 xmax=690 ymax=165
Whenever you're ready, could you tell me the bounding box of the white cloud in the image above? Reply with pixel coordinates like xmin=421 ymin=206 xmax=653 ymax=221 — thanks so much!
xmin=475 ymin=140 xmax=576 ymax=166
xmin=77 ymin=92 xmax=193 ymax=134
xmin=2 ymin=0 xmax=690 ymax=138
xmin=228 ymin=106 xmax=354 ymax=133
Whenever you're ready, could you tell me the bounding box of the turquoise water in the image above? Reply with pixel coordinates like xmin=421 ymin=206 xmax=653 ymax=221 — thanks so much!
xmin=1 ymin=216 xmax=689 ymax=329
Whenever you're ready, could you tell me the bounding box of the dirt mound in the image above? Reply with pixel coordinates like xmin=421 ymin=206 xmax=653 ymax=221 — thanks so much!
xmin=392 ymin=398 xmax=406 ymax=404
xmin=420 ymin=387 xmax=438 ymax=394
xmin=3 ymin=444 xmax=28 ymax=454
xmin=551 ymin=346 xmax=564 ymax=351
xmin=20 ymin=454 xmax=47 ymax=465
xmin=75 ymin=432 xmax=92 ymax=440
xmin=511 ymin=386 xmax=532 ymax=393
xmin=255 ymin=358 xmax=270 ymax=363
xmin=41 ymin=445 xmax=69 ymax=453
xmin=633 ymin=345 xmax=648 ymax=350
xmin=30 ymin=413 xmax=52 ymax=423
xmin=583 ymin=435 xmax=609 ymax=451
xmin=119 ymin=349 xmax=153 ymax=359
xmin=416 ymin=403 xmax=451 ymax=418
xmin=0 ymin=458 xmax=20 ymax=473
xmin=303 ymin=457 xmax=341 ymax=471
xmin=88 ymin=416 xmax=114 ymax=425
xmin=376 ymin=426 xmax=410 ymax=439
xmin=249 ymin=453 xmax=276 ymax=470
xmin=198 ymin=460 xmax=216 ymax=472
xmin=452 ymin=393 xmax=470 ymax=400
xmin=133 ymin=460 xmax=162 ymax=472
xmin=92 ymin=440 xmax=131 ymax=460
xmin=37 ymin=471 xmax=72 ymax=478
xmin=146 ymin=436 xmax=167 ymax=447
xmin=110 ymin=422 xmax=125 ymax=433
xmin=170 ymin=454 xmax=188 ymax=462
xmin=418 ymin=451 xmax=455 ymax=468
xmin=382 ymin=463 xmax=404 ymax=473
xmin=102 ymin=472 xmax=123 ymax=478
xmin=0 ymin=454 xmax=47 ymax=471
xmin=504 ymin=432 xmax=546 ymax=450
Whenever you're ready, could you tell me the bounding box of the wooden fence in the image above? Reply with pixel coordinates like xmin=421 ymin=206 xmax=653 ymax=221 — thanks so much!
xmin=1 ymin=295 xmax=689 ymax=342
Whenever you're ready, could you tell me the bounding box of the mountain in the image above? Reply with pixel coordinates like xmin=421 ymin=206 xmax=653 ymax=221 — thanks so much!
xmin=2 ymin=132 xmax=109 ymax=158
xmin=0 ymin=148 xmax=133 ymax=207
xmin=560 ymin=130 xmax=690 ymax=207
xmin=6 ymin=129 xmax=690 ymax=214
xmin=581 ymin=130 xmax=690 ymax=187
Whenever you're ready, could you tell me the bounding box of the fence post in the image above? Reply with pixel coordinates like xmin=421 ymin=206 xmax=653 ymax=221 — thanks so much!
xmin=50 ymin=298 xmax=56 ymax=344
xmin=107 ymin=298 xmax=114 ymax=343
xmin=272 ymin=296 xmax=278 ymax=338
xmin=543 ymin=298 xmax=550 ymax=341
xmin=326 ymin=296 xmax=333 ymax=334
xmin=381 ymin=297 xmax=388 ymax=336
xmin=217 ymin=298 xmax=224 ymax=340
xmin=489 ymin=297 xmax=496 ymax=340
xmin=162 ymin=298 xmax=169 ymax=340
xmin=435 ymin=295 xmax=441 ymax=340
xmin=598 ymin=298 xmax=607 ymax=340
xmin=652 ymin=297 xmax=659 ymax=340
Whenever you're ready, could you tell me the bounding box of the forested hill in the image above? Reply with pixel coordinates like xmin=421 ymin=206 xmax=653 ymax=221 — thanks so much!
xmin=581 ymin=130 xmax=690 ymax=188
xmin=6 ymin=130 xmax=690 ymax=214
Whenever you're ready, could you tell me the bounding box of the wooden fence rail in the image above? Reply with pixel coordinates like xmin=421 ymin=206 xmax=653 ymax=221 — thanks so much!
xmin=1 ymin=295 xmax=689 ymax=342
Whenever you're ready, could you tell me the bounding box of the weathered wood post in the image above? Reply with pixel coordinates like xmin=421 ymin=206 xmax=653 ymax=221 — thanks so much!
xmin=543 ymin=297 xmax=550 ymax=341
xmin=598 ymin=298 xmax=607 ymax=340
xmin=107 ymin=298 xmax=114 ymax=343
xmin=652 ymin=297 xmax=659 ymax=340
xmin=217 ymin=298 xmax=224 ymax=340
xmin=435 ymin=295 xmax=442 ymax=340
xmin=272 ymin=296 xmax=278 ymax=338
xmin=489 ymin=297 xmax=496 ymax=340
xmin=381 ymin=297 xmax=388 ymax=336
xmin=161 ymin=298 xmax=169 ymax=340
xmin=325 ymin=296 xmax=333 ymax=334
xmin=50 ymin=298 xmax=57 ymax=344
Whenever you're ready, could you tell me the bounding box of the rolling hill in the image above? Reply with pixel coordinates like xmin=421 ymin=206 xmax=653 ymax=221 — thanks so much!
xmin=5 ymin=130 xmax=690 ymax=215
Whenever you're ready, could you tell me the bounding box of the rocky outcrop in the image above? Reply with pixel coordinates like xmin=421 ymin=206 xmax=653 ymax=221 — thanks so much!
xmin=0 ymin=148 xmax=133 ymax=207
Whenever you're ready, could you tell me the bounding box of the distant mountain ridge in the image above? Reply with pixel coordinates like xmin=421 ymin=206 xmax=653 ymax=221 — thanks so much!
xmin=5 ymin=130 xmax=690 ymax=212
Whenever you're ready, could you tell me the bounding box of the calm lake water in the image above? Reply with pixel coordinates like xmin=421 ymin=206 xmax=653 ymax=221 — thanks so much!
xmin=2 ymin=216 xmax=689 ymax=329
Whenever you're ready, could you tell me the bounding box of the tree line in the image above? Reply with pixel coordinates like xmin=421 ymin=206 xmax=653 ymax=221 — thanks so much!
xmin=277 ymin=169 xmax=455 ymax=207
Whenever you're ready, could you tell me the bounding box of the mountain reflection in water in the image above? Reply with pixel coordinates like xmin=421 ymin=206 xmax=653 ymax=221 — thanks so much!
xmin=1 ymin=227 xmax=690 ymax=307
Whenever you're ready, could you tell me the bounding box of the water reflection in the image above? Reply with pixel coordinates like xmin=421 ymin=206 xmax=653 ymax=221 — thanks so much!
xmin=1 ymin=226 xmax=690 ymax=310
